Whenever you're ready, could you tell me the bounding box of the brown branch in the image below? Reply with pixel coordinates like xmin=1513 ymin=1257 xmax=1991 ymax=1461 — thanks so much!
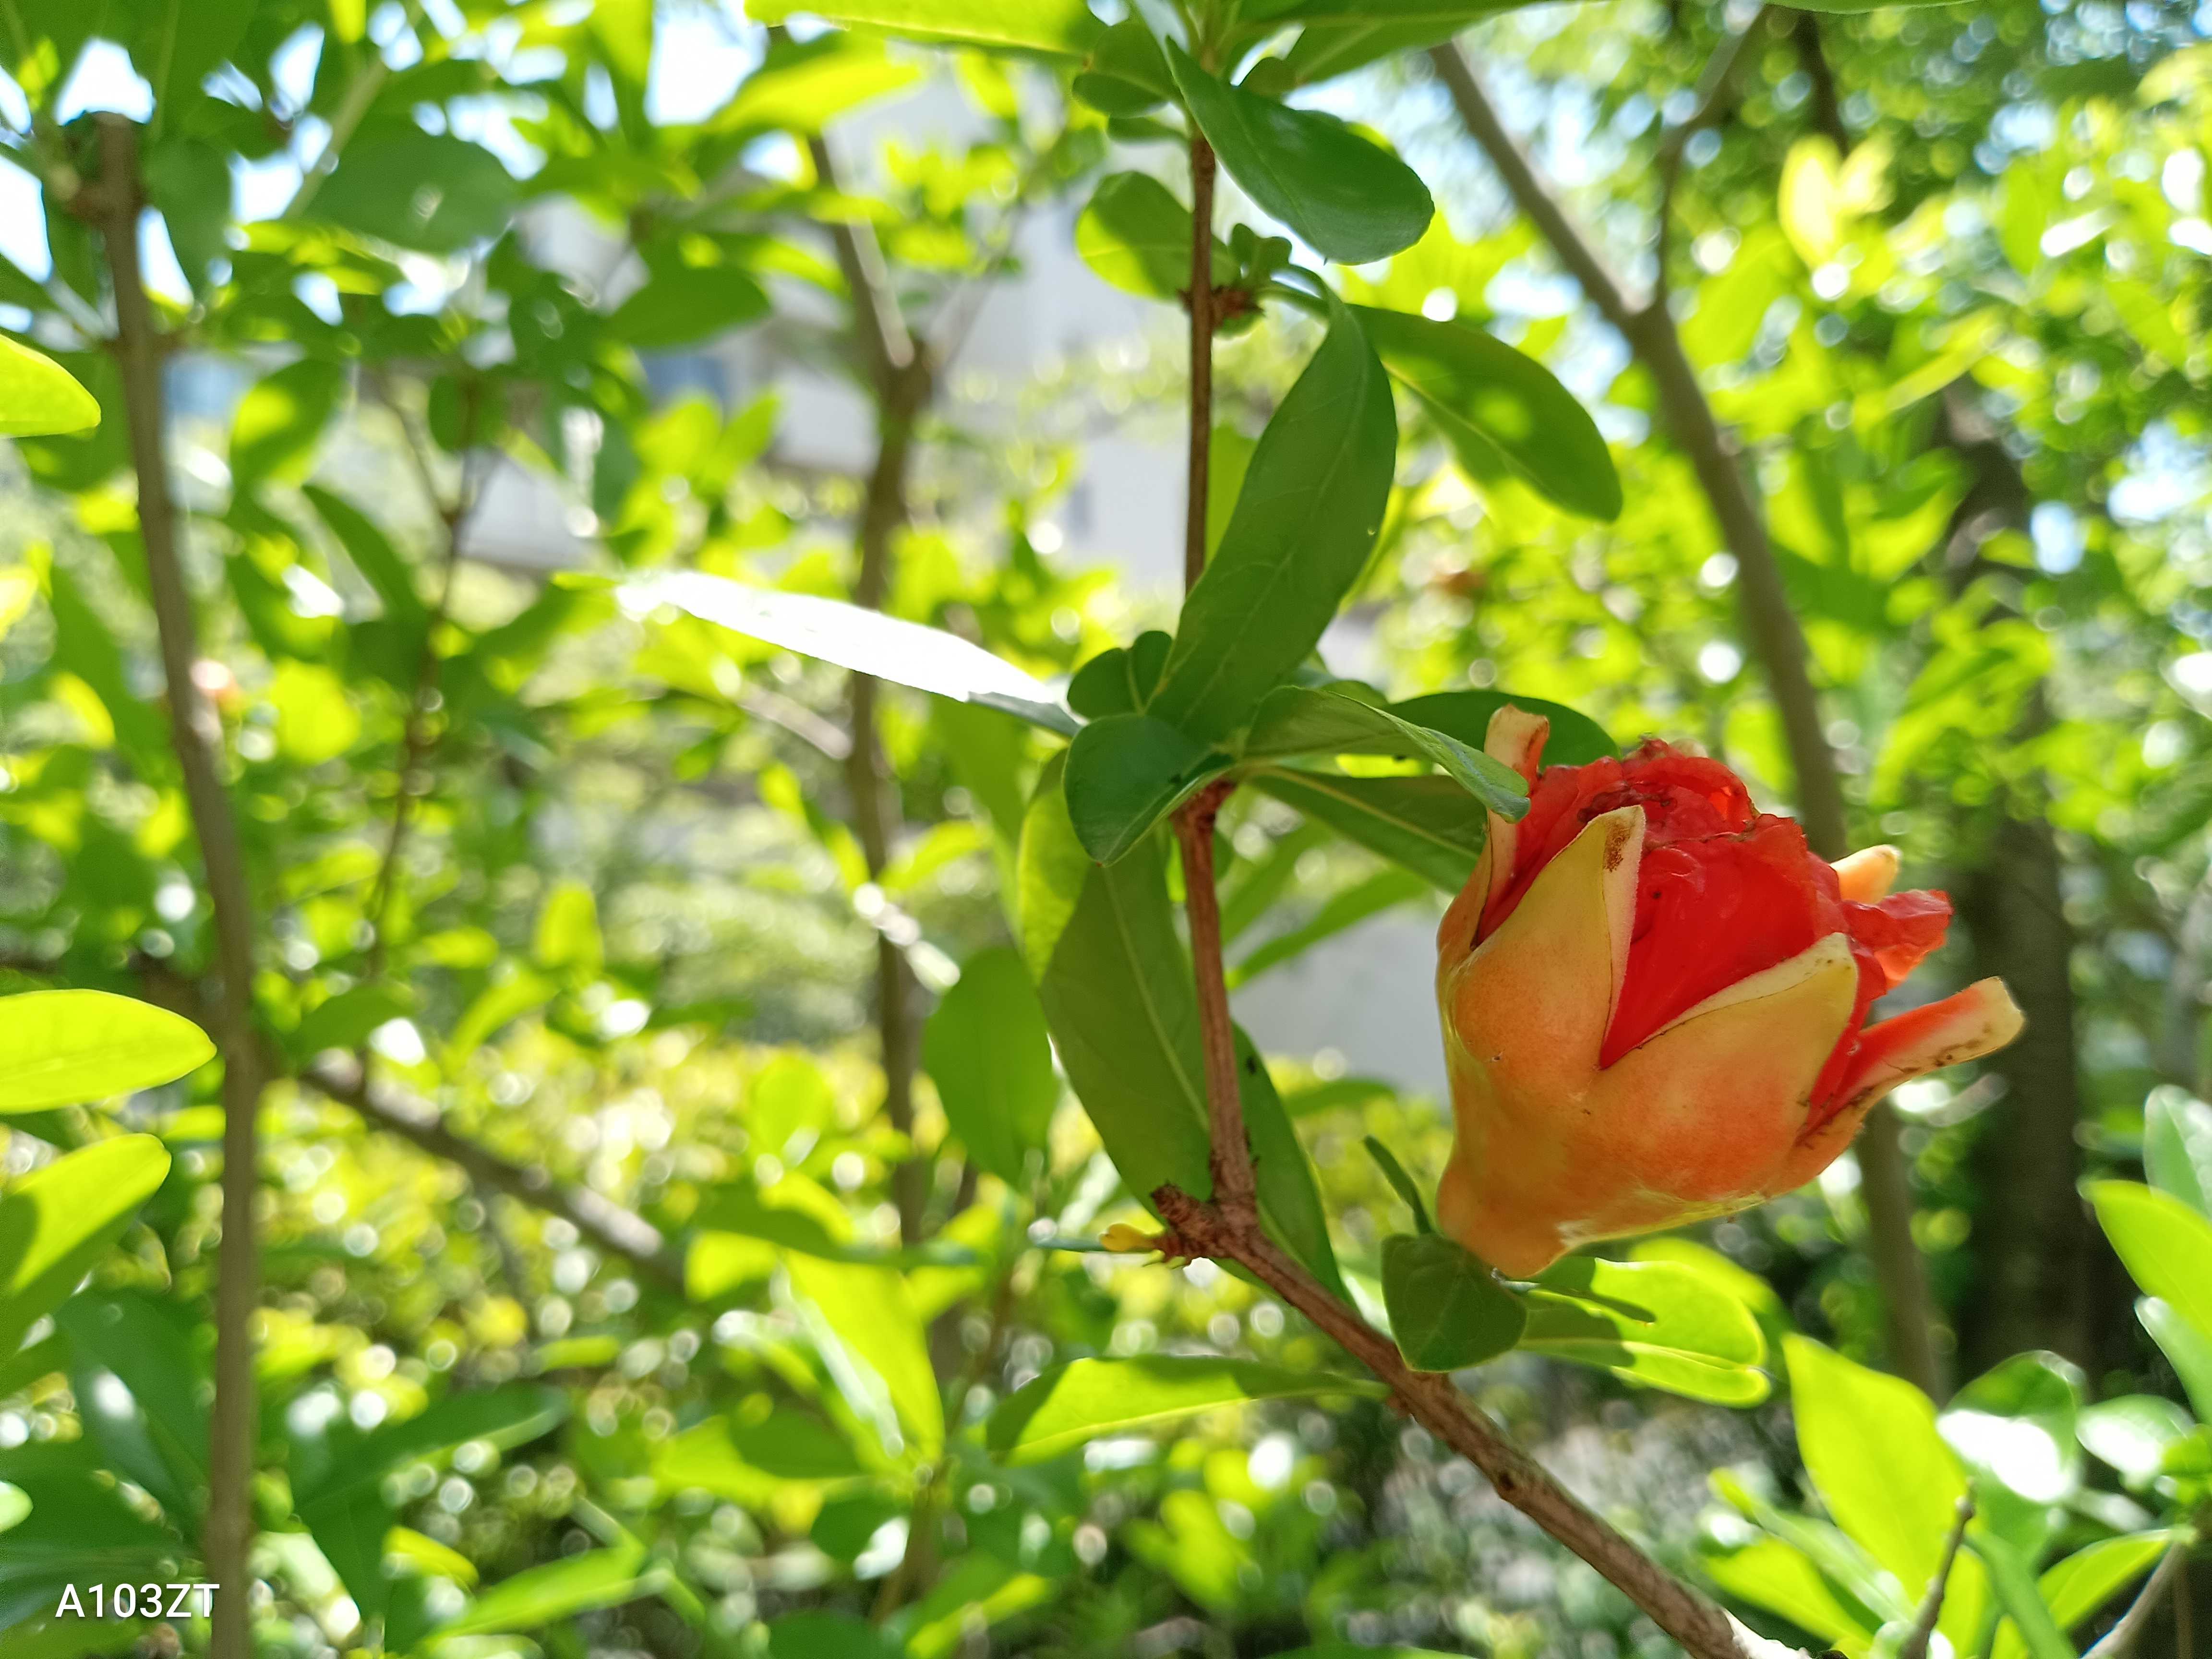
xmin=302 ymin=1057 xmax=687 ymax=1293
xmin=1653 ymin=9 xmax=1768 ymax=307
xmin=1152 ymin=1185 xmax=1801 ymax=1659
xmin=808 ymin=134 xmax=934 ymax=1248
xmin=1789 ymin=12 xmax=1851 ymax=155
xmin=77 ymin=113 xmax=264 ymax=1659
xmin=1899 ymin=1496 xmax=1974 ymax=1659
xmin=1174 ymin=781 xmax=1254 ymax=1219
xmin=1428 ymin=42 xmax=1945 ymax=1401
xmin=1184 ymin=131 xmax=1217 ymax=591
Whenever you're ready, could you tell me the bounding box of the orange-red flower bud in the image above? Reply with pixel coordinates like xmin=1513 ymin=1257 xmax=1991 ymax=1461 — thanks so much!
xmin=1435 ymin=708 xmax=2023 ymax=1276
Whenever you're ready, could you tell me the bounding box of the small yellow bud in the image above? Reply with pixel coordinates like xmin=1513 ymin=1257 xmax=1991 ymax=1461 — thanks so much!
xmin=1098 ymin=1222 xmax=1160 ymax=1255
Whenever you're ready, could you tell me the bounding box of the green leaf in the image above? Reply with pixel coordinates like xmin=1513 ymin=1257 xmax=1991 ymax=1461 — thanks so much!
xmin=1063 ymin=713 xmax=1231 ymax=862
xmin=295 ymin=1385 xmax=570 ymax=1509
xmin=56 ymin=1292 xmax=207 ymax=1525
xmin=1165 ymin=44 xmax=1431 ymax=264
xmin=767 ymin=1613 xmax=904 ymax=1659
xmin=270 ymin=659 xmax=362 ymax=765
xmin=291 ymin=986 xmax=415 ymax=1062
xmin=1989 ymin=1533 xmax=2171 ymax=1659
xmin=1695 ymin=1535 xmax=1880 ymax=1650
xmin=1249 ymin=769 xmax=1486 ymax=891
xmin=0 ymin=1136 xmax=172 ymax=1356
xmin=1386 ymin=690 xmax=1616 ymax=766
xmin=144 ymin=137 xmax=230 ymax=293
xmin=310 ymin=132 xmax=518 ymax=252
xmin=2076 ymin=1395 xmax=2195 ymax=1485
xmin=625 ymin=571 xmax=1076 ymax=733
xmin=2085 ymin=1179 xmax=2212 ymax=1340
xmin=1021 ymin=762 xmax=1346 ymax=1297
xmin=1709 ymin=1467 xmax=1910 ymax=1625
xmin=1066 ymin=630 xmax=1171 ymax=719
xmin=1355 ymin=306 xmax=1621 ymax=521
xmin=2135 ymin=1296 xmax=2212 ymax=1420
xmin=1145 ymin=296 xmax=1396 ymax=742
xmin=433 ymin=1542 xmax=648 ymax=1640
xmin=534 ymin=881 xmax=605 ymax=977
xmin=923 ymin=946 xmax=1058 ymax=1186
xmin=1241 ymin=685 xmax=1530 ymax=815
xmin=1969 ymin=1531 xmax=2078 ymax=1659
xmin=0 ymin=1480 xmax=25 ymax=1533
xmin=229 ymin=358 xmax=345 ymax=490
xmin=2144 ymin=1090 xmax=2212 ymax=1216
xmin=1076 ymin=172 xmax=1228 ymax=300
xmin=0 ymin=990 xmax=213 ymax=1112
xmin=1382 ymin=1233 xmax=1525 ymax=1371
xmin=0 ymin=337 xmax=98 ymax=436
xmin=987 ymin=1356 xmax=1383 ymax=1463
xmin=713 ymin=36 xmax=924 ymax=133
xmin=1784 ymin=1335 xmax=1967 ymax=1592
xmin=610 ymin=265 xmax=770 ymax=350
xmin=1522 ymin=1257 xmax=1770 ymax=1405
xmin=304 ymin=483 xmax=428 ymax=630
xmin=787 ymin=1255 xmax=943 ymax=1460
xmin=745 ymin=0 xmax=1104 ymax=54
xmin=1939 ymin=1352 xmax=2081 ymax=1558
xmin=1072 ymin=19 xmax=1176 ymax=113
xmin=1230 ymin=868 xmax=1429 ymax=985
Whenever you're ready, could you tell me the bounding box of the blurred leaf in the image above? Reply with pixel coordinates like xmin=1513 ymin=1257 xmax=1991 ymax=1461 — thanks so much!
xmin=988 ymin=1356 xmax=1383 ymax=1463
xmin=1230 ymin=867 xmax=1428 ymax=985
xmin=56 ymin=1292 xmax=206 ymax=1524
xmin=626 ymin=572 xmax=1076 ymax=733
xmin=1146 ymin=296 xmax=1395 ymax=742
xmin=1382 ymin=1232 xmax=1525 ymax=1371
xmin=2135 ymin=1296 xmax=2212 ymax=1420
xmin=0 ymin=337 xmax=98 ymax=435
xmin=2144 ymin=1090 xmax=2212 ymax=1216
xmin=1969 ymin=1531 xmax=2077 ymax=1659
xmin=2075 ymin=1395 xmax=2194 ymax=1486
xmin=1166 ymin=44 xmax=1431 ymax=264
xmin=1522 ymin=1256 xmax=1769 ymax=1405
xmin=2085 ymin=1179 xmax=2212 ymax=1340
xmin=1989 ymin=1534 xmax=2173 ymax=1659
xmin=1072 ymin=19 xmax=1175 ymax=113
xmin=610 ymin=265 xmax=770 ymax=350
xmin=290 ymin=986 xmax=415 ymax=1061
xmin=0 ymin=1481 xmax=25 ymax=1533
xmin=230 ymin=358 xmax=346 ymax=490
xmin=533 ymin=882 xmax=604 ymax=976
xmin=0 ymin=1136 xmax=172 ymax=1355
xmin=767 ymin=1613 xmax=903 ymax=1659
xmin=715 ymin=36 xmax=923 ymax=133
xmin=788 ymin=1255 xmax=943 ymax=1460
xmin=1695 ymin=1535 xmax=1879 ymax=1650
xmin=745 ymin=0 xmax=1104 ymax=53
xmin=923 ymin=946 xmax=1058 ymax=1185
xmin=270 ymin=660 xmax=362 ymax=765
xmin=1939 ymin=1351 xmax=2082 ymax=1558
xmin=311 ymin=132 xmax=518 ymax=252
xmin=1784 ymin=1336 xmax=1966 ymax=1593
xmin=1075 ymin=172 xmax=1227 ymax=299
xmin=432 ymin=1542 xmax=647 ymax=1640
xmin=0 ymin=990 xmax=211 ymax=1112
xmin=1356 ymin=307 xmax=1619 ymax=520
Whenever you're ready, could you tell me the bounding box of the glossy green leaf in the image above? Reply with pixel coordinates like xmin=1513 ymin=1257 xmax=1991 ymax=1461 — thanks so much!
xmin=1708 ymin=1467 xmax=1911 ymax=1624
xmin=1066 ymin=630 xmax=1172 ymax=719
xmin=2144 ymin=1089 xmax=2212 ymax=1215
xmin=2085 ymin=1179 xmax=2212 ymax=1339
xmin=1165 ymin=44 xmax=1431 ymax=264
xmin=1071 ymin=19 xmax=1176 ymax=113
xmin=290 ymin=986 xmax=413 ymax=1062
xmin=987 ymin=1357 xmax=1383 ymax=1463
xmin=0 ymin=1136 xmax=172 ymax=1356
xmin=2135 ymin=1296 xmax=2212 ymax=1420
xmin=610 ymin=265 xmax=771 ymax=350
xmin=1356 ymin=306 xmax=1621 ymax=521
xmin=1784 ymin=1336 xmax=1967 ymax=1593
xmin=1939 ymin=1351 xmax=2081 ymax=1559
xmin=745 ymin=0 xmax=1104 ymax=54
xmin=1522 ymin=1256 xmax=1769 ymax=1405
xmin=0 ymin=336 xmax=98 ymax=436
xmin=433 ymin=1541 xmax=648 ymax=1639
xmin=1063 ymin=713 xmax=1231 ymax=862
xmin=56 ymin=1292 xmax=207 ymax=1524
xmin=1382 ymin=1233 xmax=1525 ymax=1371
xmin=0 ymin=1480 xmax=25 ymax=1534
xmin=230 ymin=358 xmax=346 ymax=489
xmin=1145 ymin=298 xmax=1395 ymax=742
xmin=713 ymin=36 xmax=923 ymax=133
xmin=1241 ymin=685 xmax=1530 ymax=815
xmin=311 ymin=132 xmax=518 ymax=252
xmin=1021 ymin=760 xmax=1346 ymax=1297
xmin=1076 ymin=172 xmax=1228 ymax=300
xmin=1250 ymin=769 xmax=1487 ymax=891
xmin=2075 ymin=1395 xmax=2195 ymax=1485
xmin=0 ymin=990 xmax=213 ymax=1112
xmin=1969 ymin=1531 xmax=2078 ymax=1659
xmin=923 ymin=946 xmax=1059 ymax=1185
xmin=1695 ymin=1535 xmax=1879 ymax=1650
xmin=1386 ymin=690 xmax=1616 ymax=766
xmin=1989 ymin=1533 xmax=2172 ymax=1659
xmin=626 ymin=571 xmax=1076 ymax=733
xmin=788 ymin=1254 xmax=943 ymax=1460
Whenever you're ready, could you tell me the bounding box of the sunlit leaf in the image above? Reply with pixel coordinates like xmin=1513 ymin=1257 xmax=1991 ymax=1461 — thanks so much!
xmin=987 ymin=1356 xmax=1383 ymax=1463
xmin=0 ymin=990 xmax=212 ymax=1113
xmin=0 ymin=1136 xmax=172 ymax=1356
xmin=0 ymin=337 xmax=98 ymax=436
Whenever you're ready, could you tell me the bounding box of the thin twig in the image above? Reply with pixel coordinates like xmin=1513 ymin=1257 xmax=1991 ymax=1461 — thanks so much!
xmin=1653 ymin=8 xmax=1770 ymax=309
xmin=1427 ymin=40 xmax=1945 ymax=1401
xmin=77 ymin=114 xmax=264 ymax=1659
xmin=1174 ymin=781 xmax=1254 ymax=1219
xmin=284 ymin=0 xmax=427 ymax=222
xmin=2084 ymin=1542 xmax=2190 ymax=1659
xmin=1899 ymin=1496 xmax=1974 ymax=1659
xmin=302 ymin=1056 xmax=687 ymax=1292
xmin=1184 ymin=130 xmax=1217 ymax=591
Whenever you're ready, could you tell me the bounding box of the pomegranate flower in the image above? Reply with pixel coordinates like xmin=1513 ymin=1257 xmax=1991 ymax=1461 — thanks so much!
xmin=1434 ymin=707 xmax=2022 ymax=1276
